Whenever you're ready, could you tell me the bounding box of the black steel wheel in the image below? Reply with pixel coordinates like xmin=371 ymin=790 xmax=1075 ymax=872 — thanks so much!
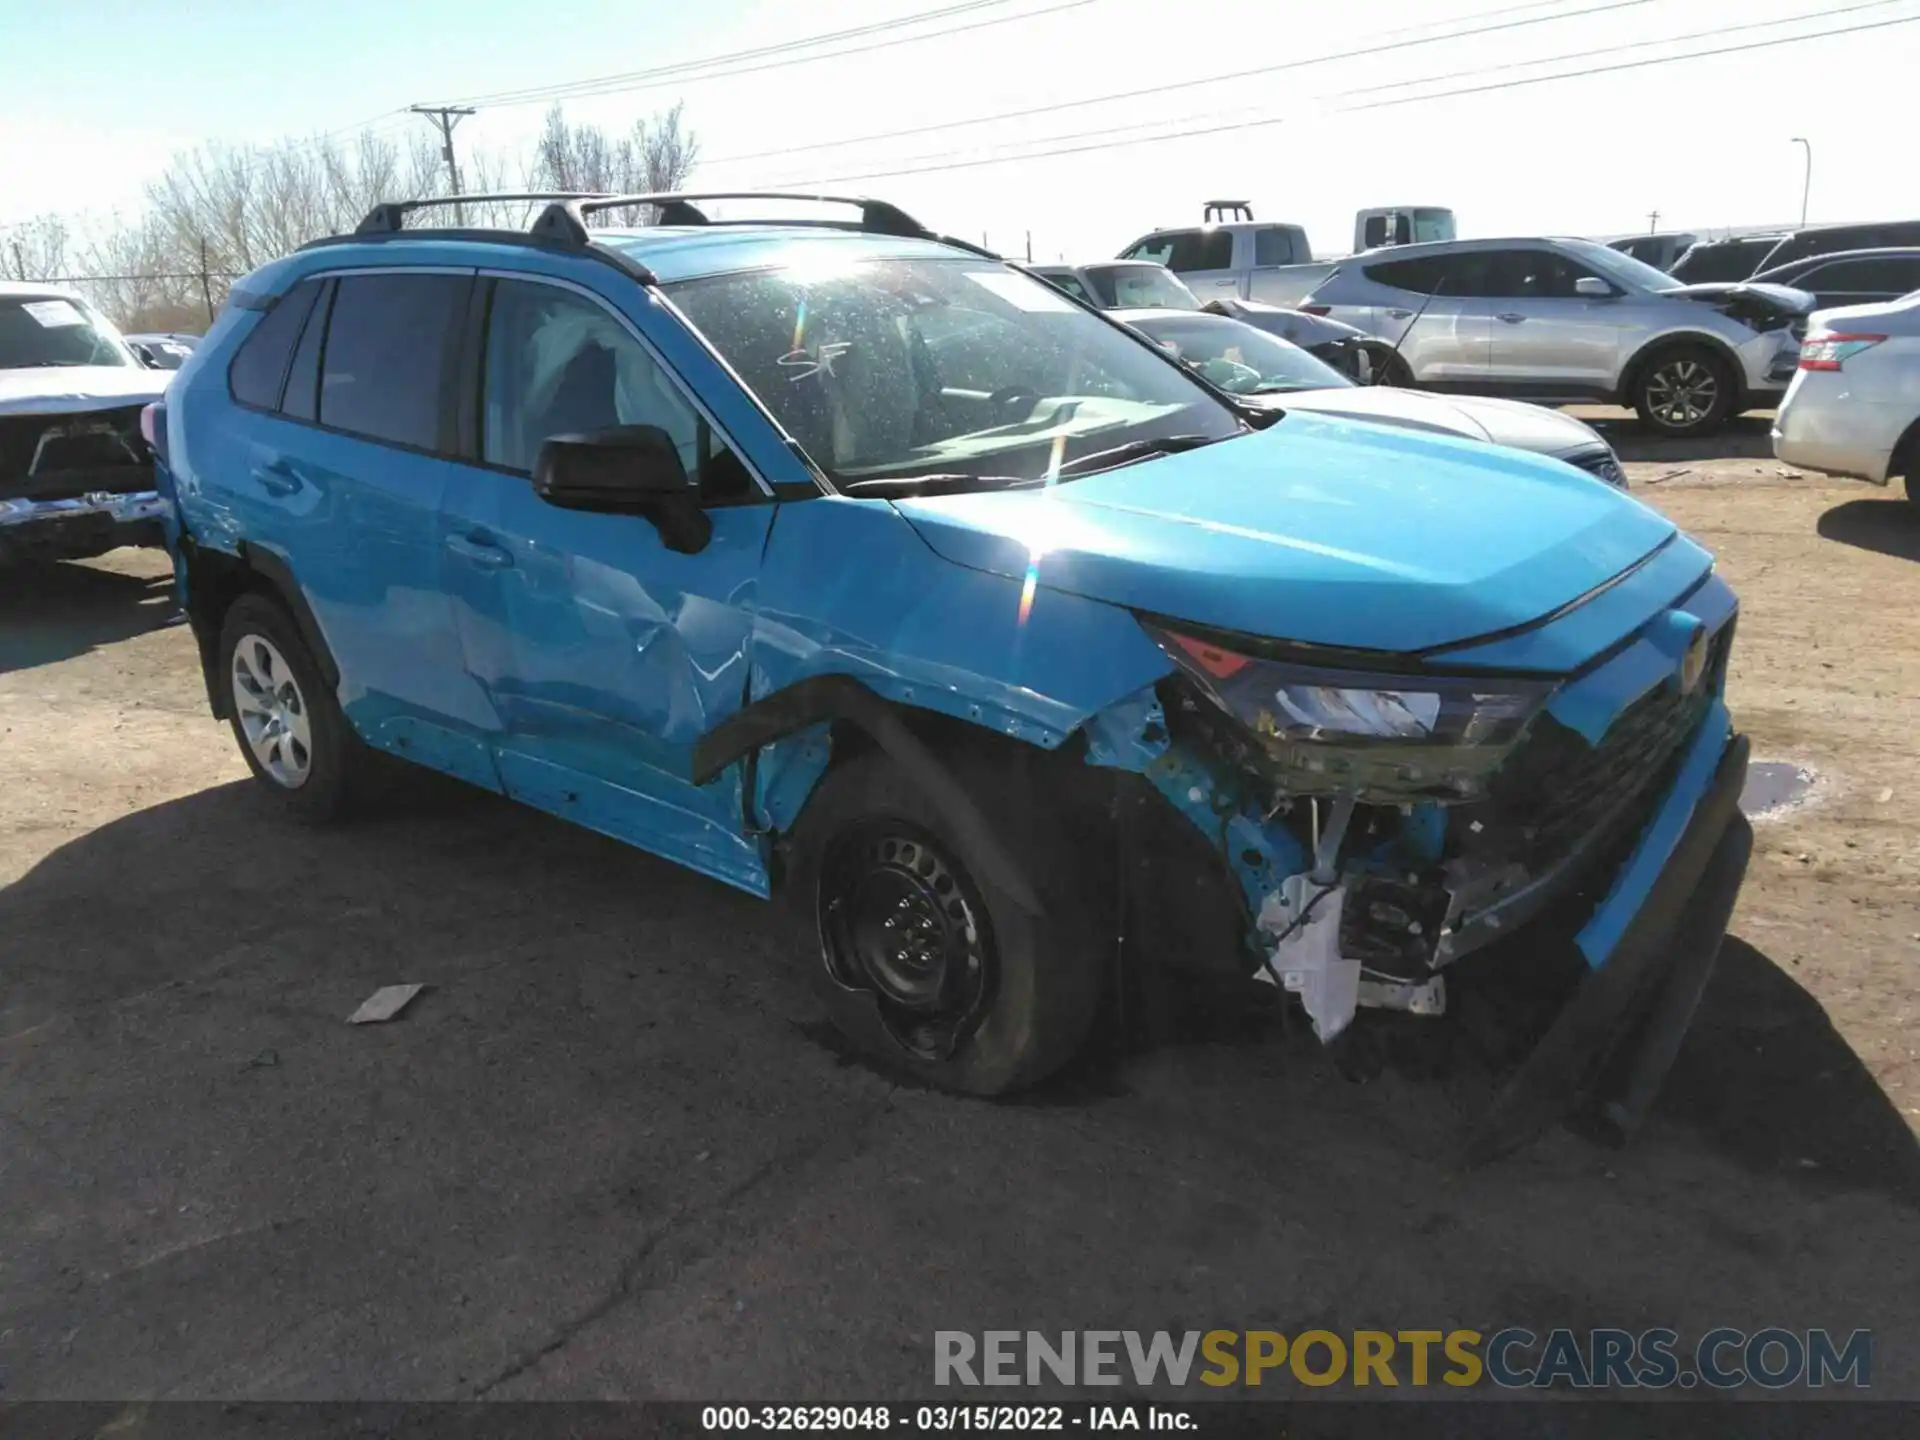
xmin=784 ymin=748 xmax=1107 ymax=1095
xmin=818 ymin=822 xmax=995 ymax=1061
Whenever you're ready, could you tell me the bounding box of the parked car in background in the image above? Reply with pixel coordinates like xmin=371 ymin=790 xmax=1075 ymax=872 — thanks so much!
xmin=1116 ymin=202 xmax=1451 ymax=311
xmin=1119 ymin=308 xmax=1626 ymax=487
xmin=1298 ymin=237 xmax=1812 ymax=437
xmin=1669 ymin=234 xmax=1785 ymax=285
xmin=1022 ymin=261 xmax=1200 ymax=311
xmin=125 ymin=333 xmax=199 ymax=370
xmin=1752 ymin=219 xmax=1920 ymax=274
xmin=0 ymin=282 xmax=168 ymax=565
xmin=156 ymin=189 xmax=1752 ymax=1157
xmin=1609 ymin=232 xmax=1698 ymax=271
xmin=1198 ymin=296 xmax=1382 ymax=384
xmin=1745 ymin=248 xmax=1920 ymax=312
xmin=1773 ymin=291 xmax=1920 ymax=505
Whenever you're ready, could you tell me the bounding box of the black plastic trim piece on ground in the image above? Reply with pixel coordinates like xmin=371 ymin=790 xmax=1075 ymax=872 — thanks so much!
xmin=1462 ymin=730 xmax=1751 ymax=1166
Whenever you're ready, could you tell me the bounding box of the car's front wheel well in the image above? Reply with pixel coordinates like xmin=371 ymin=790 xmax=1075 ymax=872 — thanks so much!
xmin=1616 ymin=333 xmax=1746 ymax=408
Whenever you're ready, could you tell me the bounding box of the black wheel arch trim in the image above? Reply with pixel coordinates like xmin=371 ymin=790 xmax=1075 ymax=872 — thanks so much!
xmin=693 ymin=674 xmax=1042 ymax=914
xmin=1618 ymin=332 xmax=1748 ymax=409
xmin=181 ymin=536 xmax=340 ymax=718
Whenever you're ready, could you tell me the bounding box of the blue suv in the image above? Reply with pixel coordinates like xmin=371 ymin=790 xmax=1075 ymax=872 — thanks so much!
xmin=154 ymin=192 xmax=1752 ymax=1158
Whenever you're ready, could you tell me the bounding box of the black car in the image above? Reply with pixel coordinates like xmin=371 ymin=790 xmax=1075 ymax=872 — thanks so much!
xmin=1668 ymin=234 xmax=1785 ymax=284
xmin=1747 ymin=247 xmax=1920 ymax=311
xmin=1198 ymin=296 xmax=1381 ymax=383
xmin=1751 ymin=219 xmax=1920 ymax=274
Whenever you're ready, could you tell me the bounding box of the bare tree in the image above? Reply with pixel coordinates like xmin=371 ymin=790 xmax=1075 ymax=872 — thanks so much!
xmin=49 ymin=101 xmax=699 ymax=329
xmin=4 ymin=216 xmax=71 ymax=281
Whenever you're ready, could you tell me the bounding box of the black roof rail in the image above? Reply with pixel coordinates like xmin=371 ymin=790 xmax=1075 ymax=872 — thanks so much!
xmin=355 ymin=192 xmax=615 ymax=235
xmin=1203 ymin=200 xmax=1253 ymax=223
xmin=530 ymin=190 xmax=940 ymax=245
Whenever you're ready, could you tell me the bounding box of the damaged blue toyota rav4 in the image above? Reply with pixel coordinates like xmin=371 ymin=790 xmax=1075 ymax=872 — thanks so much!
xmin=152 ymin=192 xmax=1751 ymax=1160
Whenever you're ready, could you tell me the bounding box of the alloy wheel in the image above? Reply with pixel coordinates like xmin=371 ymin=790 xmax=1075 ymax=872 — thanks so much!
xmin=1644 ymin=358 xmax=1719 ymax=429
xmin=231 ymin=633 xmax=313 ymax=788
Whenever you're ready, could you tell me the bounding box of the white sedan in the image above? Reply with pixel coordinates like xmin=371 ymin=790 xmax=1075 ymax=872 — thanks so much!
xmin=1114 ymin=308 xmax=1628 ymax=487
xmin=1772 ymin=291 xmax=1920 ymax=505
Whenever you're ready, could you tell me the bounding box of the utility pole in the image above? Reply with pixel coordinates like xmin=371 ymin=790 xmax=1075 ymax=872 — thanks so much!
xmin=1646 ymin=209 xmax=1660 ymax=233
xmin=1792 ymin=137 xmax=1813 ymax=226
xmin=9 ymin=240 xmax=24 ymax=282
xmin=197 ymin=237 xmax=214 ymax=323
xmin=1025 ymin=230 xmax=1032 ymax=262
xmin=410 ymin=104 xmax=477 ymax=223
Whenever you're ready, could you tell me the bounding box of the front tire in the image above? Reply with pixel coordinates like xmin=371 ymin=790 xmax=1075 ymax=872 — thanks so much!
xmin=218 ymin=592 xmax=368 ymax=824
xmin=1633 ymin=345 xmax=1737 ymax=438
xmin=783 ymin=748 xmax=1107 ymax=1096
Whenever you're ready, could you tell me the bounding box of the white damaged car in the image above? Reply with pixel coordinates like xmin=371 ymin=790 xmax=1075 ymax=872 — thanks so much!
xmin=1117 ymin=307 xmax=1628 ymax=487
xmin=1 ymin=282 xmax=170 ymax=565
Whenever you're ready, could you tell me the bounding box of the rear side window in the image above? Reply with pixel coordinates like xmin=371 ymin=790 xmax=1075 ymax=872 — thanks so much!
xmin=1363 ymin=256 xmax=1448 ymax=293
xmin=280 ymin=280 xmax=334 ymax=423
xmin=1812 ymin=257 xmax=1920 ymax=292
xmin=1165 ymin=230 xmax=1233 ymax=272
xmin=319 ymin=273 xmax=469 ymax=451
xmin=1253 ymin=227 xmax=1304 ymax=266
xmin=227 ymin=280 xmax=323 ymax=410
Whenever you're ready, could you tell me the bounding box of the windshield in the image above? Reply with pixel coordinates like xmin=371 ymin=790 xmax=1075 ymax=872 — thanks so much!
xmin=1670 ymin=241 xmax=1774 ymax=284
xmin=0 ymin=295 xmax=136 ymax=370
xmin=1084 ymin=264 xmax=1200 ymax=311
xmin=1129 ymin=315 xmax=1350 ymax=395
xmin=667 ymin=256 xmax=1242 ymax=490
xmin=1558 ymin=238 xmax=1680 ymax=293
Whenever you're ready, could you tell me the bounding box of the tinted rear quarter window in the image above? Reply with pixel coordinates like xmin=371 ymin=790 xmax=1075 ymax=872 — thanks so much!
xmin=228 ymin=280 xmax=322 ymax=410
xmin=1253 ymin=227 xmax=1304 ymax=266
xmin=1362 ymin=256 xmax=1449 ymax=293
xmin=319 ymin=273 xmax=469 ymax=451
xmin=1165 ymin=230 xmax=1234 ymax=272
xmin=280 ymin=279 xmax=334 ymax=423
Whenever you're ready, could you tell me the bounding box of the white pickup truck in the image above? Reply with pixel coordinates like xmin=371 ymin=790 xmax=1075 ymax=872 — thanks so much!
xmin=1117 ymin=202 xmax=1456 ymax=310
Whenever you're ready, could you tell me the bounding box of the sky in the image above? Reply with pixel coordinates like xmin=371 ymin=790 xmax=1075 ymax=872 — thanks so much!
xmin=5 ymin=0 xmax=1918 ymax=264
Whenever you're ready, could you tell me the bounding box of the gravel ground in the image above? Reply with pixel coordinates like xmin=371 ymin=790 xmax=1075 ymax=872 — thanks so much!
xmin=3 ymin=415 xmax=1918 ymax=1401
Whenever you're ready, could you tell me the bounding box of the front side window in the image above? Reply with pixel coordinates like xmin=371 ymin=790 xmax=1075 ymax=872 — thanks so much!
xmin=1131 ymin=316 xmax=1350 ymax=395
xmin=1087 ymin=265 xmax=1198 ymax=311
xmin=0 ymin=294 xmax=137 ymax=372
xmin=1555 ymin=239 xmax=1678 ymax=294
xmin=667 ymin=256 xmax=1242 ymax=490
xmin=319 ymin=273 xmax=468 ymax=450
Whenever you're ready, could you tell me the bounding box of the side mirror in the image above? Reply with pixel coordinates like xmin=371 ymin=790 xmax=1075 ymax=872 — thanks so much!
xmin=1574 ymin=276 xmax=1615 ymax=299
xmin=532 ymin=424 xmax=712 ymax=554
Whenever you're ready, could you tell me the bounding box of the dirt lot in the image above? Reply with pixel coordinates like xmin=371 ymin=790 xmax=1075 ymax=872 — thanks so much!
xmin=4 ymin=416 xmax=1920 ymax=1401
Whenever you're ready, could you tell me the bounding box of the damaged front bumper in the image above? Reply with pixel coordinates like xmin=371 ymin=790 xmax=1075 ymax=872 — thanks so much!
xmin=0 ymin=491 xmax=167 ymax=564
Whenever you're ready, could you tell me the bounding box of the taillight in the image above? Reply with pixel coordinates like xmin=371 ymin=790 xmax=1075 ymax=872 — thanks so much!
xmin=1798 ymin=332 xmax=1886 ymax=371
xmin=1299 ymin=304 xmax=1332 ymax=317
xmin=140 ymin=402 xmax=169 ymax=464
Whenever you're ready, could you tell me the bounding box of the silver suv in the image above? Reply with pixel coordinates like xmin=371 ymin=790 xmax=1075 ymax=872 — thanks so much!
xmin=1299 ymin=237 xmax=1810 ymax=437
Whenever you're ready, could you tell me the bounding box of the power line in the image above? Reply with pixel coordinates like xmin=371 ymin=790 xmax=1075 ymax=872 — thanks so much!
xmin=443 ymin=0 xmax=1097 ymax=111
xmin=702 ymin=0 xmax=1651 ymax=169
xmin=756 ymin=8 xmax=1919 ymax=187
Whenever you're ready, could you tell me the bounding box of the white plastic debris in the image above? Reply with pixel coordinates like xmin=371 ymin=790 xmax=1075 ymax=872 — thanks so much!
xmin=348 ymin=984 xmax=426 ymax=1025
xmin=1255 ymin=875 xmax=1361 ymax=1043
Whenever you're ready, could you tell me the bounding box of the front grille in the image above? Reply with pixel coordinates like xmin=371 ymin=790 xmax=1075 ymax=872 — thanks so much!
xmin=1456 ymin=624 xmax=1732 ymax=875
xmin=0 ymin=405 xmax=153 ymax=502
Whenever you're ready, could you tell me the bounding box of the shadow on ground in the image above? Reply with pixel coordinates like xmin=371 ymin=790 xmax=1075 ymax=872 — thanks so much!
xmin=1591 ymin=414 xmax=1776 ymax=465
xmin=5 ymin=778 xmax=1920 ymax=1397
xmin=1817 ymin=496 xmax=1920 ymax=562
xmin=0 ymin=557 xmax=179 ymax=673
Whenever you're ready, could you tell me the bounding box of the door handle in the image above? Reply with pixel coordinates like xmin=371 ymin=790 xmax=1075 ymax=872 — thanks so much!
xmin=1386 ymin=307 xmax=1414 ymax=320
xmin=1496 ymin=312 xmax=1527 ymax=324
xmin=445 ymin=531 xmax=514 ymax=570
xmin=250 ymin=463 xmax=302 ymax=497
xmin=1212 ymin=279 xmax=1237 ymax=288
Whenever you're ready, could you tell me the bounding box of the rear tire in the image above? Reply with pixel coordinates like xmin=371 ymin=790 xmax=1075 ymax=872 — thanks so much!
xmin=218 ymin=592 xmax=369 ymax=824
xmin=783 ymin=747 xmax=1107 ymax=1096
xmin=1632 ymin=344 xmax=1737 ymax=438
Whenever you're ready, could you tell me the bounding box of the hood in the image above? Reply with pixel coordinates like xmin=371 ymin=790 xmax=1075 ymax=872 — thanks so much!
xmin=1256 ymin=386 xmax=1602 ymax=457
xmin=1204 ymin=298 xmax=1368 ymax=346
xmin=0 ymin=366 xmax=169 ymax=417
xmin=891 ymin=411 xmax=1676 ymax=655
xmin=1663 ymin=280 xmax=1816 ymax=328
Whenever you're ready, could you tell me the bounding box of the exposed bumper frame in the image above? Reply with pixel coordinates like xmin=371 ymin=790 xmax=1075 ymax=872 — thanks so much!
xmin=0 ymin=491 xmax=167 ymax=563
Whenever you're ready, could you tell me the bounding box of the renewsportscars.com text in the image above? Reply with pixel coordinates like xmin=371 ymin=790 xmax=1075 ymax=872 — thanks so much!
xmin=934 ymin=1328 xmax=1872 ymax=1390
